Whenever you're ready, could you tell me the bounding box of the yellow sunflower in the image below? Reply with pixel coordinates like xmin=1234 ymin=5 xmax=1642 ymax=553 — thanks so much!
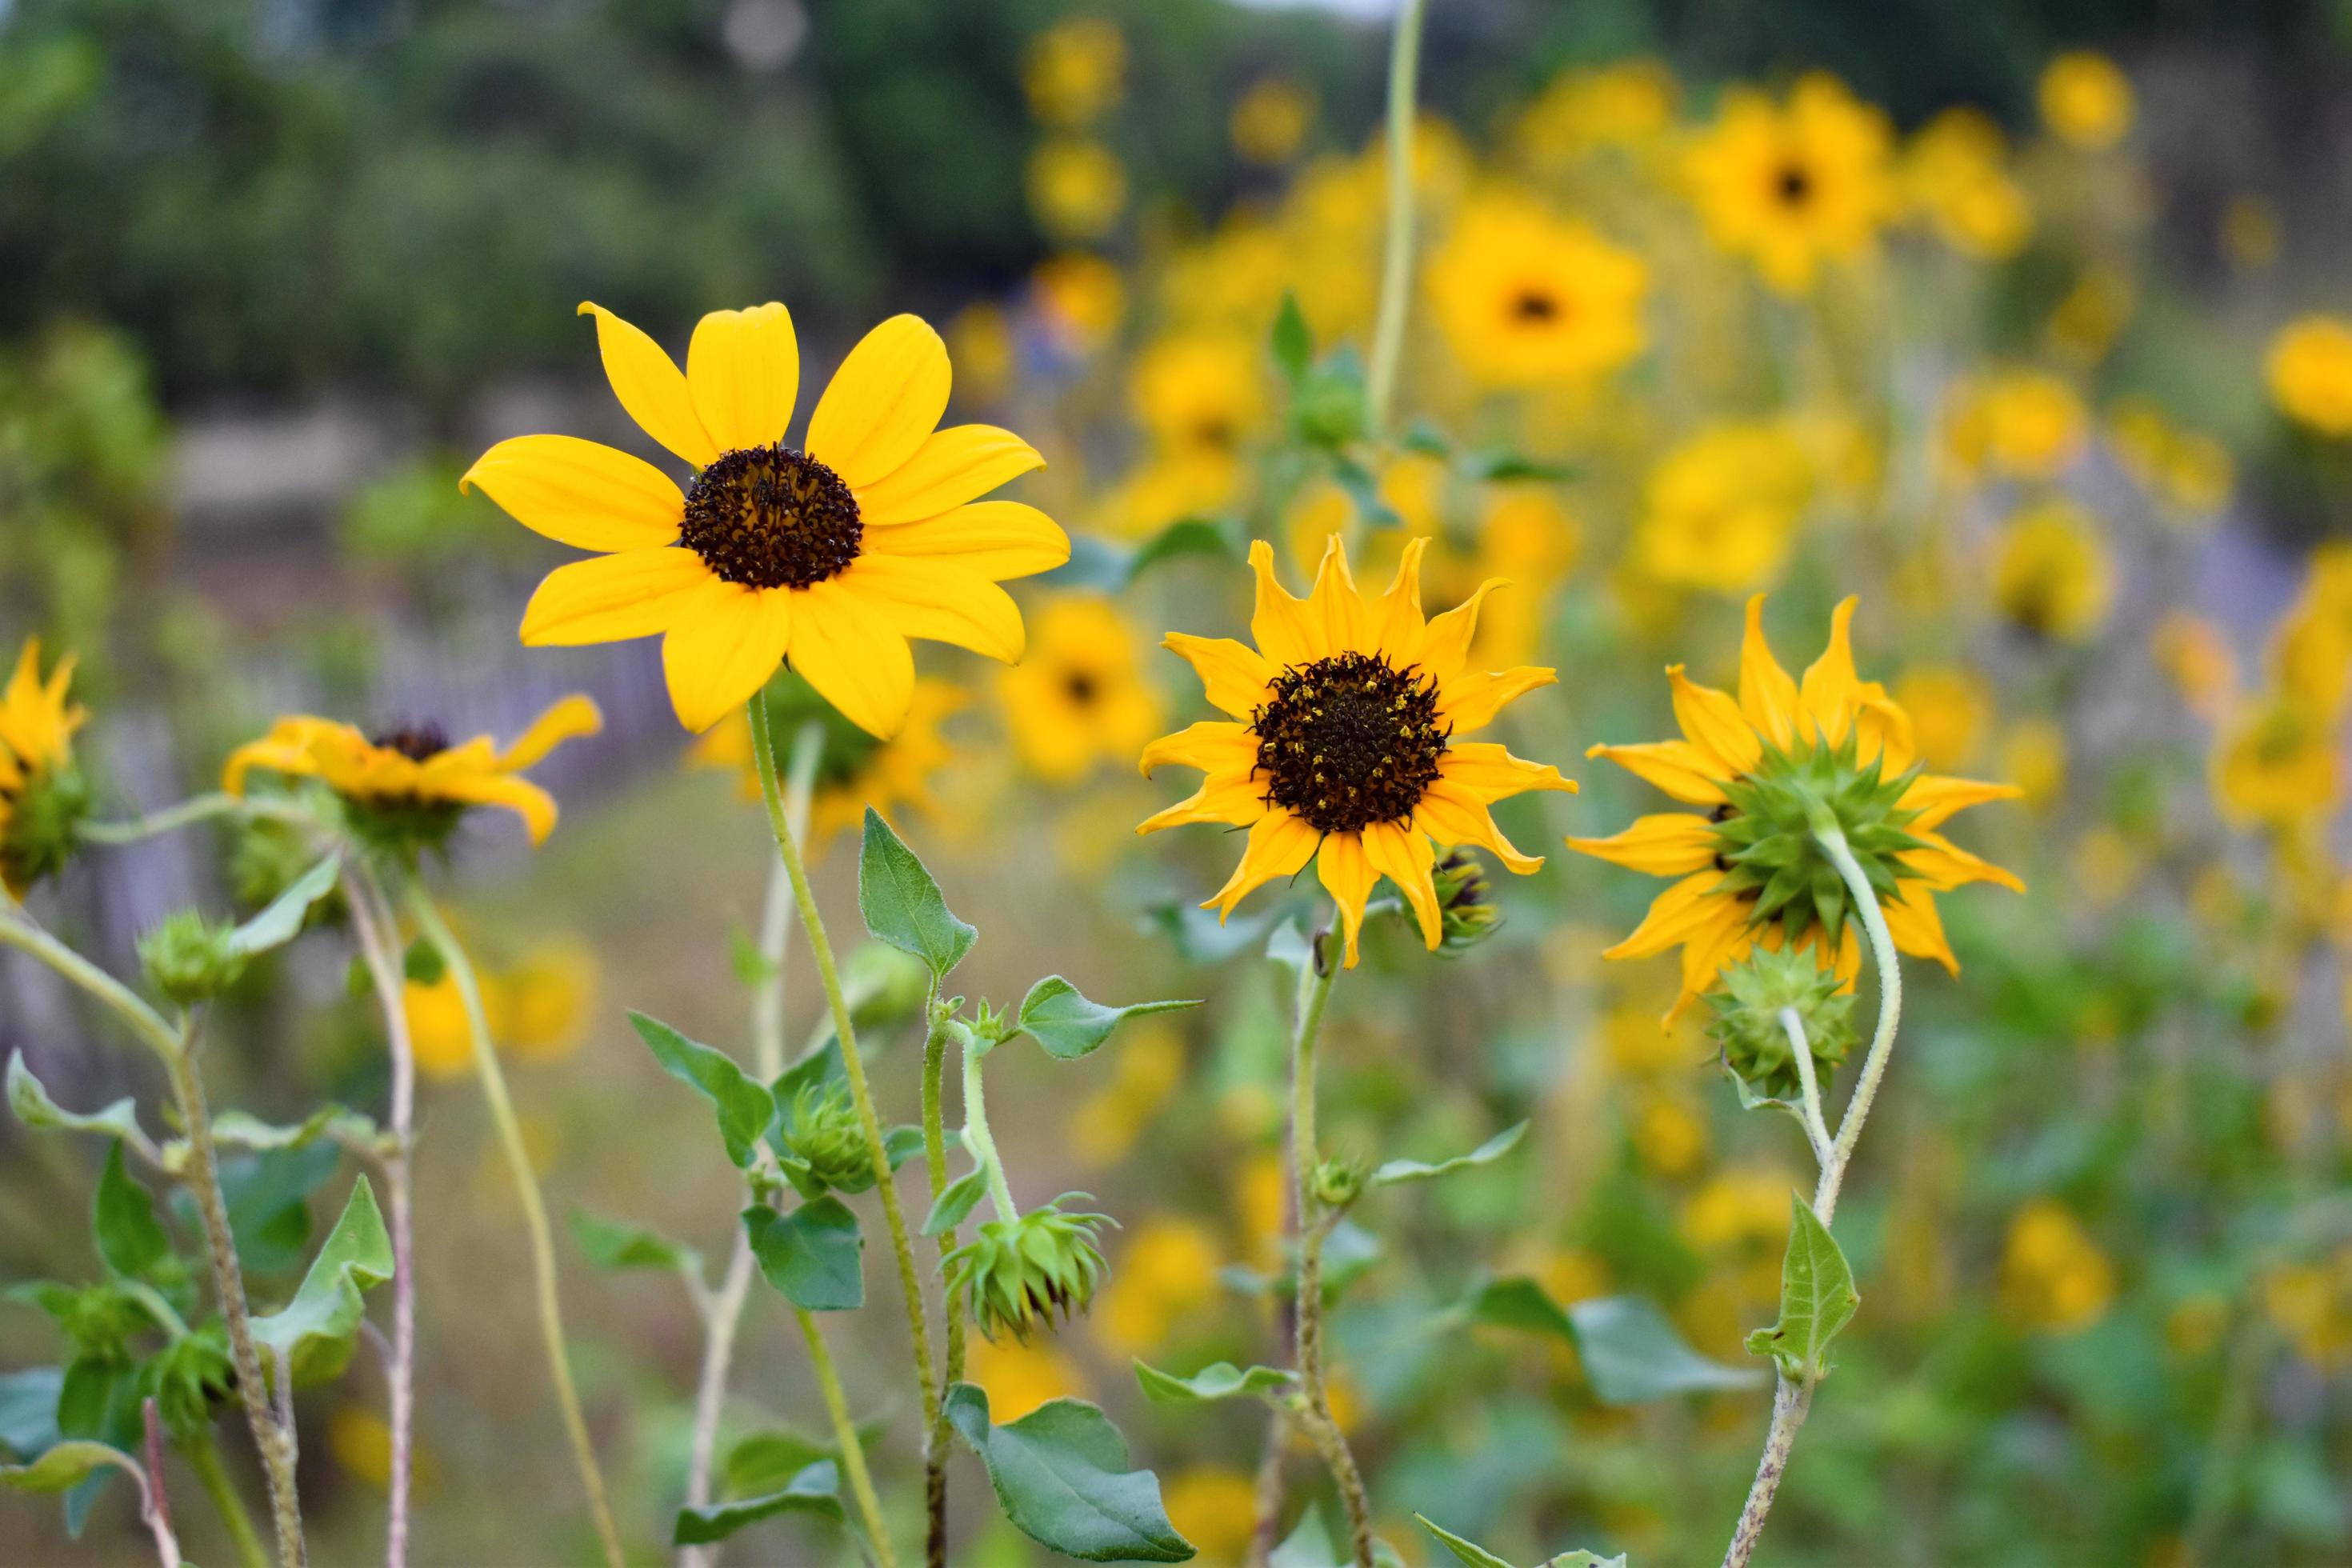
xmin=462 ymin=302 xmax=1068 ymax=738
xmin=1683 ymin=74 xmax=1895 ymax=294
xmin=223 ymin=696 xmax=602 ymax=847
xmin=1426 ymin=194 xmax=1648 ymax=388
xmin=1571 ymin=597 xmax=2023 ymax=1020
xmin=690 ymin=671 xmax=964 ymax=848
xmin=1138 ymin=535 xmax=1575 ymax=967
xmin=999 ymin=597 xmax=1164 ymax=783
xmin=0 ymin=638 xmax=89 ymax=898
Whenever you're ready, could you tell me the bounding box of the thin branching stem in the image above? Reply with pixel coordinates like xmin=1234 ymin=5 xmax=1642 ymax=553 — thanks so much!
xmin=1365 ymin=0 xmax=1430 ymax=438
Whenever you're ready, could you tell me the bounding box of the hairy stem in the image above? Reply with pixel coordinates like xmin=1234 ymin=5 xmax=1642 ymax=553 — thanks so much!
xmin=405 ymin=884 xmax=625 ymax=1568
xmin=78 ymin=791 xmax=314 ymax=845
xmin=958 ymin=1040 xmax=1019 ymax=1223
xmin=797 ymin=1306 xmax=897 ymax=1568
xmin=1722 ymin=1377 xmax=1814 ymax=1568
xmin=1364 ymin=0 xmax=1429 ymax=437
xmin=182 ymin=1430 xmax=271 ymax=1568
xmin=921 ymin=999 xmax=966 ymax=1568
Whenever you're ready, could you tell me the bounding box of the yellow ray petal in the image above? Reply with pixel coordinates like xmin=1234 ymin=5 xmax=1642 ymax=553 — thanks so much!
xmin=1162 ymin=634 xmax=1274 ymax=718
xmin=1138 ymin=721 xmax=1256 ymax=778
xmin=1418 ymin=578 xmax=1508 ymax=682
xmin=1584 ymin=740 xmax=1731 ymax=805
xmin=1902 ymin=833 xmax=2026 ymax=894
xmin=1602 ymin=870 xmax=1731 ymax=959
xmin=498 ymin=695 xmax=604 ymax=771
xmin=462 ymin=436 xmax=685 ymax=553
xmin=660 ymin=581 xmax=794 ymax=734
xmin=1670 ymin=902 xmax=1757 ymax=1022
xmin=854 ymin=425 xmax=1043 ymax=526
xmin=686 ymin=302 xmax=799 ymax=455
xmin=1798 ymin=596 xmax=1862 ymax=746
xmin=1307 ymin=535 xmax=1367 ymax=654
xmin=787 ymin=579 xmax=916 ymax=739
xmin=1738 ymin=594 xmax=1799 ymax=752
xmin=862 ymin=500 xmax=1069 ymax=581
xmin=1438 ymin=665 xmax=1554 ymax=735
xmin=1412 ymin=780 xmax=1545 ymax=873
xmin=806 ymin=314 xmax=951 ymax=489
xmin=1318 ymin=829 xmax=1380 ymax=967
xmin=1198 ymin=809 xmax=1318 ymax=915
xmin=1852 ymin=682 xmax=1916 ymax=773
xmin=841 ymin=555 xmax=1024 ymax=662
xmin=222 ymin=738 xmax=326 ymax=796
xmin=1138 ymin=769 xmax=1267 ymax=834
xmin=1566 ymin=813 xmax=1718 ymax=875
xmin=577 ymin=302 xmax=717 ymax=466
xmin=1435 ymin=742 xmax=1578 ymax=803
xmin=1248 ymin=539 xmax=1319 ymax=669
xmin=1668 ymin=666 xmax=1762 ymax=778
xmin=434 ymin=772 xmax=562 ymax=846
xmin=1364 ymin=536 xmax=1431 ymax=666
xmin=518 ymin=547 xmax=714 ymax=646
xmin=1898 ymin=774 xmax=2024 ymax=832
xmin=1362 ymin=819 xmax=1441 ymax=950
xmin=1881 ymin=879 xmax=1958 ymax=976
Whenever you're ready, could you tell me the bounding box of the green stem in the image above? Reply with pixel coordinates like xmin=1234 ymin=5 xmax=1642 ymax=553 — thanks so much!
xmin=1364 ymin=0 xmax=1428 ymax=438
xmin=79 ymin=792 xmax=315 ymax=844
xmin=958 ymin=1039 xmax=1019 ymax=1223
xmin=920 ymin=999 xmax=964 ymax=1568
xmin=405 ymin=884 xmax=626 ymax=1568
xmin=745 ymin=697 xmax=940 ymax=1430
xmin=795 ymin=1307 xmax=897 ymax=1568
xmin=182 ymin=1430 xmax=271 ymax=1568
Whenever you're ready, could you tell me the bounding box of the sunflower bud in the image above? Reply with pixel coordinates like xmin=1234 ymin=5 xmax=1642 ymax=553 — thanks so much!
xmin=1292 ymin=365 xmax=1369 ymax=450
xmin=1433 ymin=850 xmax=1502 ymax=953
xmin=946 ymin=1196 xmax=1114 ymax=1342
xmin=138 ymin=911 xmax=247 ymax=1006
xmin=778 ymin=1082 xmax=873 ymax=1194
xmin=1706 ymin=946 xmax=1857 ymax=1103
xmin=1 ymin=762 xmax=90 ymax=897
xmin=1311 ymin=1154 xmax=1366 ymax=1211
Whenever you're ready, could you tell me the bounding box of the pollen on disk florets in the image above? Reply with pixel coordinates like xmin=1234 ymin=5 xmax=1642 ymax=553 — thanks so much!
xmin=1250 ymin=650 xmax=1448 ymax=834
xmin=681 ymin=444 xmax=862 ymax=590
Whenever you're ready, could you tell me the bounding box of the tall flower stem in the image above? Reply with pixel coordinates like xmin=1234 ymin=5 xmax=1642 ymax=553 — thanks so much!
xmin=1719 ymin=824 xmax=1905 ymax=1568
xmin=795 ymin=1306 xmax=894 ymax=1566
xmin=403 ymin=883 xmax=625 ymax=1568
xmin=921 ymin=999 xmax=967 ymax=1568
xmin=745 ymin=697 xmax=939 ymax=1461
xmin=0 ymin=910 xmax=306 ymax=1568
xmin=79 ymin=792 xmax=314 ymax=844
xmin=1364 ymin=0 xmax=1429 ymax=438
xmin=182 ymin=1430 xmax=271 ymax=1568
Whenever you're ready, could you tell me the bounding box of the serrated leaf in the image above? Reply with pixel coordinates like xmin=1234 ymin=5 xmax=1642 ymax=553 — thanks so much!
xmin=922 ymin=1167 xmax=989 ymax=1237
xmin=943 ymin=1383 xmax=1194 ymax=1562
xmin=1569 ymin=1294 xmax=1764 ymax=1403
xmin=744 ymin=1198 xmax=863 ymax=1312
xmin=249 ymin=1176 xmax=394 ymax=1388
xmin=1270 ymin=292 xmax=1313 ymax=381
xmin=93 ymin=1143 xmax=169 ymax=1282
xmin=1743 ymin=1193 xmax=1859 ymax=1383
xmin=858 ymin=810 xmax=974 ymax=979
xmin=0 ymin=1440 xmax=141 ymax=1494
xmin=570 ymin=1210 xmax=702 ymax=1278
xmin=672 ymin=1458 xmax=842 ymax=1546
xmin=7 ymin=1053 xmax=146 ymax=1146
xmin=1370 ymin=1122 xmax=1527 ymax=1186
xmin=1414 ymin=1514 xmax=1514 ymax=1568
xmin=630 ymin=1012 xmax=774 ymax=1169
xmin=1134 ymin=1359 xmax=1294 ymax=1405
xmin=226 ymin=851 xmax=342 ymax=957
xmin=1014 ymin=976 xmax=1198 ymax=1061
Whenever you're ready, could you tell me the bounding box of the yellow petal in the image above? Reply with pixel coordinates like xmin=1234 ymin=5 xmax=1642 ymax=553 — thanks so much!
xmin=462 ymin=436 xmax=685 ymax=553
xmin=1138 ymin=721 xmax=1256 ymax=778
xmin=1902 ymin=833 xmax=2026 ymax=894
xmin=1882 ymin=880 xmax=1958 ymax=976
xmin=498 ymin=695 xmax=604 ymax=771
xmin=1798 ymin=596 xmax=1862 ymax=746
xmin=1162 ymin=634 xmax=1274 ymax=718
xmin=1566 ymin=813 xmax=1718 ymax=875
xmin=1413 ymin=780 xmax=1544 ymax=874
xmin=1362 ymin=819 xmax=1440 ymax=950
xmin=1198 ymin=809 xmax=1317 ymax=914
xmin=518 ymin=547 xmax=714 ymax=646
xmin=577 ymin=302 xmax=717 ymax=466
xmin=1669 ymin=666 xmax=1763 ymax=777
xmin=854 ymin=425 xmax=1043 ymax=525
xmin=862 ymin=500 xmax=1069 ymax=581
xmin=1604 ymin=870 xmax=1732 ymax=959
xmin=1139 ymin=769 xmax=1267 ymax=834
xmin=222 ymin=738 xmax=324 ymax=796
xmin=841 ymin=555 xmax=1025 ymax=662
xmin=1585 ymin=740 xmax=1730 ymax=805
xmin=659 ymin=581 xmax=794 ymax=734
xmin=1436 ymin=741 xmax=1578 ymax=802
xmin=787 ymin=579 xmax=916 ymax=739
xmin=1248 ymin=539 xmax=1319 ymax=668
xmin=686 ymin=302 xmax=799 ymax=454
xmin=1669 ymin=902 xmax=1756 ymax=1022
xmin=1365 ymin=536 xmax=1430 ymax=666
xmin=1438 ymin=665 xmax=1554 ymax=735
xmin=1853 ymin=683 xmax=1916 ymax=773
xmin=1307 ymin=536 xmax=1367 ymax=654
xmin=806 ymin=314 xmax=951 ymax=489
xmin=1317 ymin=830 xmax=1379 ymax=968
xmin=1898 ymin=774 xmax=2024 ymax=832
xmin=1738 ymin=594 xmax=1799 ymax=752
xmin=1418 ymin=578 xmax=1507 ymax=682
xmin=434 ymin=772 xmax=562 ymax=846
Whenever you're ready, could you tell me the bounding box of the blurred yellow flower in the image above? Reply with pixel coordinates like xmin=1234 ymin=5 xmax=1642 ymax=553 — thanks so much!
xmin=2001 ymin=1198 xmax=2116 ymax=1334
xmin=1096 ymin=1218 xmax=1222 ymax=1355
xmin=1946 ymin=370 xmax=2087 ymax=480
xmin=1458 ymin=484 xmax=1579 ymax=666
xmin=966 ymin=1334 xmax=1085 ymax=1422
xmin=1683 ymin=74 xmax=1895 ymax=293
xmin=2264 ymin=1247 xmax=2352 ymax=1369
xmin=1892 ymin=667 xmax=1990 ymax=771
xmin=1000 ymin=597 xmax=1164 ymax=783
xmin=1426 ymin=194 xmax=1648 ymax=388
xmin=1070 ymin=1024 xmax=1184 ymax=1167
xmin=2109 ymin=398 xmax=2233 ymax=515
xmin=946 ymin=302 xmax=1015 ymax=406
xmin=692 ymin=674 xmax=964 ymax=848
xmin=1904 ymin=108 xmax=2031 ymax=260
xmin=1103 ymin=451 xmax=1242 ymax=541
xmin=1235 ymin=1150 xmax=1287 ymax=1270
xmin=1031 ymin=252 xmax=1126 ymax=354
xmin=326 ymin=1405 xmax=395 ymax=1491
xmin=2151 ymin=614 xmax=2238 ymax=721
xmin=1512 ymin=58 xmax=1678 ymax=168
xmin=2212 ymin=700 xmax=2340 ymax=832
xmin=1162 ymin=1467 xmax=1260 ymax=1563
xmin=0 ymin=638 xmax=86 ymax=898
xmin=1129 ymin=331 xmax=1267 ymax=462
xmin=1231 ymin=77 xmax=1315 ymax=166
xmin=499 ymin=938 xmax=598 ymax=1066
xmin=1992 ymin=499 xmax=2113 ymax=642
xmin=2046 ymin=266 xmax=2137 ymax=367
xmin=404 ymin=970 xmax=477 ymax=1082
xmin=1534 ymin=1247 xmax=1610 ymax=1306
xmin=2038 ymin=51 xmax=2134 ymax=151
xmin=1028 ymin=138 xmax=1128 ymax=242
xmin=1021 ymin=17 xmax=1125 ymax=128
xmin=2002 ymin=718 xmax=2069 ymax=810
xmin=2266 ymin=314 xmax=2352 ymax=437
xmin=1631 ymin=1090 xmax=1707 ymax=1178
xmin=1633 ymin=422 xmax=1813 ymax=595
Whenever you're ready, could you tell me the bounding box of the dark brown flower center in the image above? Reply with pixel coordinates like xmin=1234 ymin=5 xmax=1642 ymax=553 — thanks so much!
xmin=1250 ymin=650 xmax=1448 ymax=834
xmin=372 ymin=722 xmax=450 ymax=762
xmin=1063 ymin=670 xmax=1100 ymax=706
xmin=1775 ymin=163 xmax=1814 ymax=206
xmin=1510 ymin=289 xmax=1562 ymax=322
xmin=681 ymin=445 xmax=862 ymax=590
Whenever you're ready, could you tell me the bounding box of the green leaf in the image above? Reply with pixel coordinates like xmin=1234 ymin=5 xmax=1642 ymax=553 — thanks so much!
xmin=1134 ymin=1359 xmax=1294 ymax=1404
xmin=1467 ymin=1276 xmax=1574 ymax=1339
xmin=629 ymin=1012 xmax=775 ymax=1169
xmin=0 ymin=1368 xmax=62 ymax=1460
xmin=1414 ymin=1515 xmax=1514 ymax=1568
xmin=943 ymin=1383 xmax=1194 ymax=1562
xmin=7 ymin=1052 xmax=146 ymax=1146
xmin=1548 ymin=1555 xmax=1628 ymax=1567
xmin=1013 ymin=976 xmax=1198 ymax=1061
xmin=1271 ymin=1510 xmax=1338 ymax=1568
xmin=1124 ymin=518 xmax=1242 ymax=585
xmin=202 ymin=1142 xmax=340 ymax=1275
xmin=93 ymin=1143 xmax=169 ymax=1282
xmin=1461 ymin=449 xmax=1576 ymax=483
xmin=1743 ymin=1193 xmax=1860 ymax=1383
xmin=922 ymin=1167 xmax=989 ymax=1237
xmin=249 ymin=1176 xmax=394 ymax=1388
xmin=1370 ymin=1122 xmax=1527 ymax=1186
xmin=744 ymin=1198 xmax=864 ymax=1312
xmin=672 ymin=1459 xmax=842 ymax=1546
xmin=857 ymin=809 xmax=974 ymax=979
xmin=569 ymin=1210 xmax=702 ymax=1278
xmin=725 ymin=1421 xmax=889 ymax=1497
xmin=226 ymin=851 xmax=342 ymax=957
xmin=198 ymin=1104 xmax=379 ymax=1159
xmin=882 ymin=1125 xmax=929 ymax=1171
xmin=1569 ymin=1294 xmax=1764 ymax=1403
xmin=0 ymin=1440 xmax=141 ymax=1494
xmin=1270 ymin=293 xmax=1313 ymax=382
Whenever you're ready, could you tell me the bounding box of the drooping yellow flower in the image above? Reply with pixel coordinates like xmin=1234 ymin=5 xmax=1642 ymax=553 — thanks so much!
xmin=1139 ymin=536 xmax=1574 ymax=967
xmin=1683 ymin=74 xmax=1895 ymax=293
xmin=1230 ymin=77 xmax=1315 ymax=166
xmin=1632 ymin=421 xmax=1814 ymax=595
xmin=691 ymin=673 xmax=964 ymax=848
xmin=2266 ymin=314 xmax=2352 ymax=438
xmin=463 ymin=303 xmax=1067 ymax=738
xmin=999 ymin=597 xmax=1164 ymax=783
xmin=1571 ymin=597 xmax=2023 ymax=1019
xmin=1902 ymin=108 xmax=2031 ymax=260
xmin=224 ymin=696 xmax=601 ymax=847
xmin=2038 ymin=51 xmax=2135 ymax=151
xmin=1992 ymin=498 xmax=2114 ymax=642
xmin=0 ymin=638 xmax=88 ymax=898
xmin=1426 ymin=194 xmax=1648 ymax=388
xmin=1027 ymin=138 xmax=1128 ymax=242
xmin=1945 ymin=369 xmax=2087 ymax=480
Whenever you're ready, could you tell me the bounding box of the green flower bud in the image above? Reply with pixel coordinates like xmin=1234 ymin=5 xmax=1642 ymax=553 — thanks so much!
xmin=1292 ymin=366 xmax=1369 ymax=450
xmin=1432 ymin=850 xmax=1502 ymax=953
xmin=142 ymin=1322 xmax=233 ymax=1442
xmin=1311 ymin=1154 xmax=1366 ymax=1211
xmin=1706 ymin=946 xmax=1858 ymax=1103
xmin=1709 ymin=730 xmax=1925 ymax=951
xmin=780 ymin=1082 xmax=874 ymax=1195
xmin=138 ymin=911 xmax=247 ymax=1006
xmin=1 ymin=762 xmax=91 ymax=897
xmin=946 ymin=1196 xmax=1114 ymax=1343
xmin=230 ymin=817 xmax=342 ymax=922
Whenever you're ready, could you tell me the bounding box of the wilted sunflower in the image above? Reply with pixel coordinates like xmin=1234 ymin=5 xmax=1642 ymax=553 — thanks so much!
xmin=1571 ymin=597 xmax=2022 ymax=1020
xmin=1684 ymin=74 xmax=1894 ymax=293
xmin=223 ymin=696 xmax=602 ymax=849
xmin=690 ymin=670 xmax=963 ymax=847
xmin=463 ymin=302 xmax=1068 ymax=738
xmin=0 ymin=638 xmax=90 ymax=898
xmin=1139 ymin=536 xmax=1575 ymax=966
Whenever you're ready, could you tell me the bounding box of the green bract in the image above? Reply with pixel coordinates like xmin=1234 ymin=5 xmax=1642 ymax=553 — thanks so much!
xmin=137 ymin=910 xmax=246 ymax=1006
xmin=947 ymin=1197 xmax=1114 ymax=1343
xmin=1433 ymin=849 xmax=1502 ymax=953
xmin=1 ymin=762 xmax=89 ymax=894
xmin=779 ymin=1082 xmax=873 ymax=1195
xmin=1710 ymin=730 xmax=1926 ymax=948
xmin=1706 ymin=946 xmax=1858 ymax=1102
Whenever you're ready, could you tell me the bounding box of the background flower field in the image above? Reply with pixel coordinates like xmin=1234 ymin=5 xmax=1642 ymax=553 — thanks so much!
xmin=4 ymin=2 xmax=2352 ymax=1565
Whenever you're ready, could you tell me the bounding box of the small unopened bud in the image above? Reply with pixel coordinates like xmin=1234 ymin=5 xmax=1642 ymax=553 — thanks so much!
xmin=1292 ymin=367 xmax=1368 ymax=450
xmin=946 ymin=1196 xmax=1114 ymax=1342
xmin=138 ymin=911 xmax=246 ymax=1006
xmin=2 ymin=763 xmax=91 ymax=898
xmin=780 ymin=1082 xmax=874 ymax=1194
xmin=1434 ymin=850 xmax=1502 ymax=953
xmin=1706 ymin=946 xmax=1857 ymax=1103
xmin=1311 ymin=1154 xmax=1366 ymax=1211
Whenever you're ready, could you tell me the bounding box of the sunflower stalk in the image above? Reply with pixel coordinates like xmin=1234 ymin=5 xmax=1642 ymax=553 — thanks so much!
xmin=181 ymin=1429 xmax=271 ymax=1568
xmin=1366 ymin=0 xmax=1429 ymax=439
xmin=919 ymin=994 xmax=966 ymax=1568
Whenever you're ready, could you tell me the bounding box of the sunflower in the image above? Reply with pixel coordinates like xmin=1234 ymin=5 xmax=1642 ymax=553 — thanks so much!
xmin=1683 ymin=74 xmax=1894 ymax=294
xmin=0 ymin=638 xmax=90 ymax=898
xmin=223 ymin=696 xmax=602 ymax=849
xmin=999 ymin=596 xmax=1164 ymax=783
xmin=1426 ymin=194 xmax=1648 ymax=388
xmin=690 ymin=670 xmax=964 ymax=847
xmin=462 ymin=302 xmax=1068 ymax=738
xmin=1138 ymin=535 xmax=1575 ymax=967
xmin=1570 ymin=597 xmax=2022 ymax=1021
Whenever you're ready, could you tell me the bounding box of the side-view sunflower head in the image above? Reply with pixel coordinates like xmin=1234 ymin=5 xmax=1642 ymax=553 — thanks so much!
xmin=0 ymin=638 xmax=91 ymax=898
xmin=223 ymin=695 xmax=602 ymax=854
xmin=462 ymin=301 xmax=1070 ymax=740
xmin=1570 ymin=596 xmax=2024 ymax=1022
xmin=1138 ymin=534 xmax=1576 ymax=968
